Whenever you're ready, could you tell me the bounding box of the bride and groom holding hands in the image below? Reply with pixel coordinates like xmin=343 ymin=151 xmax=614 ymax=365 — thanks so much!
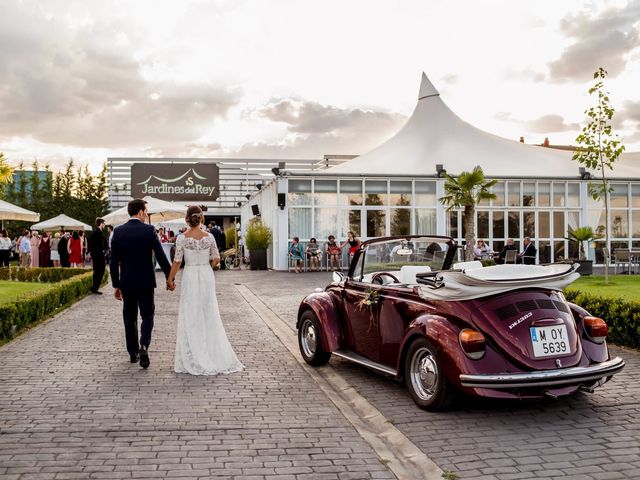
xmin=109 ymin=198 xmax=243 ymax=375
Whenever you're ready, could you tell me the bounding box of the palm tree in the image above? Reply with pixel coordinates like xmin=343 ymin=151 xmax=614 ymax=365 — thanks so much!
xmin=440 ymin=166 xmax=497 ymax=261
xmin=566 ymin=226 xmax=602 ymax=261
xmin=0 ymin=152 xmax=13 ymax=185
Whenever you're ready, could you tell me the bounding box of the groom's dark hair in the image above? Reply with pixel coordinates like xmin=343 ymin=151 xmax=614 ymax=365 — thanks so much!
xmin=128 ymin=199 xmax=147 ymax=217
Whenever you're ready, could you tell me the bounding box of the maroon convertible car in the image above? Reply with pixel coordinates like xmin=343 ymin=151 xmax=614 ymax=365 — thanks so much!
xmin=297 ymin=235 xmax=624 ymax=410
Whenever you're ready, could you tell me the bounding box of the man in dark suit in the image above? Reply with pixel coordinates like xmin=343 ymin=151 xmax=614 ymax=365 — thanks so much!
xmin=58 ymin=231 xmax=70 ymax=267
xmin=517 ymin=237 xmax=537 ymax=265
xmin=110 ymin=199 xmax=175 ymax=368
xmin=88 ymin=218 xmax=107 ymax=294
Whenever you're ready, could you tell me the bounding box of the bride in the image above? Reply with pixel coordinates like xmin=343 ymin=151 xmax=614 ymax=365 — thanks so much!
xmin=166 ymin=206 xmax=244 ymax=375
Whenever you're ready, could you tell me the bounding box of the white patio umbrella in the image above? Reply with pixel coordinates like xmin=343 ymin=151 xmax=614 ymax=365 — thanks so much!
xmin=0 ymin=199 xmax=40 ymax=225
xmin=103 ymin=196 xmax=187 ymax=226
xmin=158 ymin=218 xmax=187 ymax=230
xmin=31 ymin=213 xmax=92 ymax=232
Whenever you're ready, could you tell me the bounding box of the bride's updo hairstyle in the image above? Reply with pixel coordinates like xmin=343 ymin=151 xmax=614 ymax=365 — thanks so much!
xmin=186 ymin=205 xmax=204 ymax=227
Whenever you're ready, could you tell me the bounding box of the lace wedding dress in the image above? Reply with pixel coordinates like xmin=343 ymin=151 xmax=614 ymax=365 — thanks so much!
xmin=173 ymin=234 xmax=244 ymax=375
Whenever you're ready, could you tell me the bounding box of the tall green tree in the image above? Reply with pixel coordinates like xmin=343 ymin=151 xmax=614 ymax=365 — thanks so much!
xmin=0 ymin=152 xmax=13 ymax=198
xmin=573 ymin=67 xmax=625 ymax=284
xmin=439 ymin=166 xmax=497 ymax=261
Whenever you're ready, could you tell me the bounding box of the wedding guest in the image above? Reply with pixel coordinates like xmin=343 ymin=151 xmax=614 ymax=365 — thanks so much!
xmin=20 ymin=230 xmax=31 ymax=267
xmin=473 ymin=239 xmax=490 ymax=260
xmin=58 ymin=232 xmax=71 ymax=267
xmin=305 ymin=238 xmax=322 ymax=272
xmin=325 ymin=235 xmax=342 ymax=272
xmin=288 ymin=237 xmax=304 ymax=273
xmin=39 ymin=231 xmax=51 ymax=267
xmin=78 ymin=230 xmax=87 ymax=265
xmin=89 ymin=218 xmax=107 ymax=294
xmin=517 ymin=237 xmax=537 ymax=265
xmin=30 ymin=230 xmax=40 ymax=267
xmin=341 ymin=231 xmax=361 ymax=264
xmin=68 ymin=231 xmax=84 ymax=267
xmin=50 ymin=232 xmax=61 ymax=267
xmin=0 ymin=229 xmax=11 ymax=267
xmin=497 ymin=238 xmax=517 ymax=264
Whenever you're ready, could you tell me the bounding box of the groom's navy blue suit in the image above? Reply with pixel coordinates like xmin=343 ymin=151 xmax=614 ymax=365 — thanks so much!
xmin=110 ymin=219 xmax=172 ymax=358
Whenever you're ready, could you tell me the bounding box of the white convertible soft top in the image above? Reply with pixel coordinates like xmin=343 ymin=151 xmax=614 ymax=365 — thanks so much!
xmin=418 ymin=263 xmax=580 ymax=301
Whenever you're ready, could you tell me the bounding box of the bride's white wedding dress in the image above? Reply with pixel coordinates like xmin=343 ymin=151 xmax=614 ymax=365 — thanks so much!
xmin=173 ymin=233 xmax=244 ymax=375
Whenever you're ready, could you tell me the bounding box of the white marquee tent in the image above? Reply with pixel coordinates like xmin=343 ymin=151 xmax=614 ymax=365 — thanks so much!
xmin=0 ymin=199 xmax=40 ymax=223
xmin=103 ymin=196 xmax=187 ymax=226
xmin=329 ymin=73 xmax=639 ymax=178
xmin=31 ymin=214 xmax=92 ymax=231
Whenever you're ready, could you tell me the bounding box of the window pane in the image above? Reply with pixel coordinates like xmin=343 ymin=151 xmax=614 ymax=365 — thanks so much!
xmin=340 ymin=209 xmax=361 ymax=238
xmin=492 ymin=182 xmax=505 ymax=206
xmin=289 ymin=208 xmax=311 ymax=239
xmin=553 ymin=211 xmax=564 ymax=238
xmin=365 ymin=180 xmax=388 ymax=205
xmin=314 ymin=180 xmax=337 ymax=206
xmin=588 ymin=209 xmax=606 ymax=236
xmin=449 ymin=211 xmax=459 ymax=238
xmin=523 ymin=212 xmax=535 ymax=238
xmin=508 ymin=211 xmax=520 ymax=238
xmin=366 ymin=210 xmax=386 ymax=237
xmin=492 ymin=211 xmax=504 ymax=238
xmin=288 ymin=180 xmax=312 ymax=205
xmin=314 ymin=208 xmax=337 ymax=241
xmin=538 ymin=182 xmax=550 ymax=207
xmin=610 ymin=184 xmax=628 ymax=208
xmin=390 ymin=209 xmax=411 ymax=235
xmin=390 ymin=181 xmax=412 ymax=206
xmin=567 ymin=183 xmax=580 ymax=207
xmin=611 ymin=210 xmax=628 ymax=237
xmin=523 ymin=182 xmax=535 ymax=207
xmin=567 ymin=211 xmax=580 ymax=231
xmin=553 ymin=183 xmax=566 ymax=207
xmin=477 ymin=210 xmax=489 ymax=239
xmin=339 ymin=180 xmax=362 ymax=206
xmin=415 ymin=209 xmax=437 ymax=235
xmin=538 ymin=241 xmax=551 ymax=264
xmin=415 ymin=181 xmax=436 ymax=206
xmin=539 ymin=211 xmax=550 ymax=238
xmin=633 ymin=210 xmax=640 ymax=238
xmin=632 ymin=184 xmax=640 ymax=208
xmin=554 ymin=241 xmax=565 ymax=262
xmin=507 ymin=182 xmax=520 ymax=207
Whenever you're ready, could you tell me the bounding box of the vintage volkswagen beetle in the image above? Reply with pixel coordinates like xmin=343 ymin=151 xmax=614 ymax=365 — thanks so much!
xmin=297 ymin=235 xmax=624 ymax=411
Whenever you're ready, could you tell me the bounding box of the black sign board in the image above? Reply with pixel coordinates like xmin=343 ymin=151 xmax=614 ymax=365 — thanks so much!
xmin=131 ymin=163 xmax=220 ymax=201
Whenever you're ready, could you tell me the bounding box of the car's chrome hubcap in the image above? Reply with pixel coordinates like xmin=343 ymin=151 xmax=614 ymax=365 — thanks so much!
xmin=410 ymin=347 xmax=438 ymax=400
xmin=301 ymin=320 xmax=317 ymax=357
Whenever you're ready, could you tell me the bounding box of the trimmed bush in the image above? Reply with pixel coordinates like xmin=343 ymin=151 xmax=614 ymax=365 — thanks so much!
xmin=0 ymin=267 xmax=87 ymax=282
xmin=565 ymin=289 xmax=640 ymax=349
xmin=0 ymin=269 xmax=107 ymax=342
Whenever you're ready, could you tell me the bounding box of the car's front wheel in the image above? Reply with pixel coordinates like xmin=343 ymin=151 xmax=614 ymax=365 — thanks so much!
xmin=298 ymin=310 xmax=331 ymax=366
xmin=405 ymin=337 xmax=454 ymax=411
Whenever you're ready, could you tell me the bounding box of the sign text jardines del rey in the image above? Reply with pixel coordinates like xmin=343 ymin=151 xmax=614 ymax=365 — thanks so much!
xmin=131 ymin=163 xmax=220 ymax=201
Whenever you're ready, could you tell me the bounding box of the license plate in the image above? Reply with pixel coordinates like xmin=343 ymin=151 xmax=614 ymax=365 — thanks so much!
xmin=530 ymin=325 xmax=570 ymax=358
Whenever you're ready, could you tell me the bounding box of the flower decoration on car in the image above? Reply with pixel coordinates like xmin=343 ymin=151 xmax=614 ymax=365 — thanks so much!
xmin=357 ymin=287 xmax=380 ymax=311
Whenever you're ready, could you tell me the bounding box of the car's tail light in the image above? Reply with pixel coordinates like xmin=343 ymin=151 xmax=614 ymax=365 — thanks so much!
xmin=459 ymin=329 xmax=486 ymax=360
xmin=583 ymin=316 xmax=608 ymax=343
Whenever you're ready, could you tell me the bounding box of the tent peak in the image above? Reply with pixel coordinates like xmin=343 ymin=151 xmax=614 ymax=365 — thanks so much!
xmin=418 ymin=72 xmax=439 ymax=100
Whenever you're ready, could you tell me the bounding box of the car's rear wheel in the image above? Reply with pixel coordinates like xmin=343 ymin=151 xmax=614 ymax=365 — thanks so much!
xmin=405 ymin=337 xmax=454 ymax=411
xmin=298 ymin=310 xmax=331 ymax=366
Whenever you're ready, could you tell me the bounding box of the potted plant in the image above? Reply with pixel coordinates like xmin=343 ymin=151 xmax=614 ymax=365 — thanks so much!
xmin=244 ymin=218 xmax=272 ymax=270
xmin=566 ymin=226 xmax=602 ymax=275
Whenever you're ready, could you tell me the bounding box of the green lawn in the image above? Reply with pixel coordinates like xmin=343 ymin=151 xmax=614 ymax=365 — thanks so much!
xmin=0 ymin=281 xmax=52 ymax=305
xmin=566 ymin=275 xmax=640 ymax=302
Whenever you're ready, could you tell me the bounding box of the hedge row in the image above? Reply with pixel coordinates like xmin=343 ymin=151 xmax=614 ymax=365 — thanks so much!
xmin=0 ymin=270 xmax=107 ymax=341
xmin=0 ymin=267 xmax=88 ymax=283
xmin=565 ymin=289 xmax=640 ymax=349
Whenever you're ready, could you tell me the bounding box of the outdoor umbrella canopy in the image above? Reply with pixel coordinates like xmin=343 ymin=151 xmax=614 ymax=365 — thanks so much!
xmin=0 ymin=199 xmax=40 ymax=222
xmin=103 ymin=196 xmax=187 ymax=226
xmin=31 ymin=214 xmax=92 ymax=232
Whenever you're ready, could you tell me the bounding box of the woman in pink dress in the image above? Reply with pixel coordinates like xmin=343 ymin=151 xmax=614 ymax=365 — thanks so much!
xmin=68 ymin=231 xmax=83 ymax=267
xmin=30 ymin=231 xmax=40 ymax=267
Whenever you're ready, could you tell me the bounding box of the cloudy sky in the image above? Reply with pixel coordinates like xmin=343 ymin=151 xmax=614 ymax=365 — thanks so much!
xmin=1 ymin=0 xmax=639 ymax=172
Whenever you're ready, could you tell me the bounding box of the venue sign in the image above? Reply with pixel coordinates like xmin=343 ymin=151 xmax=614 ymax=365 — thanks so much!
xmin=131 ymin=163 xmax=220 ymax=201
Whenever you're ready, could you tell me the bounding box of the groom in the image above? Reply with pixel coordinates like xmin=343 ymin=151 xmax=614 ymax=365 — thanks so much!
xmin=110 ymin=199 xmax=175 ymax=368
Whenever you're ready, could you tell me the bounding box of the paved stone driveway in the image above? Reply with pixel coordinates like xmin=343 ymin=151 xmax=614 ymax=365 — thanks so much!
xmin=1 ymin=269 xmax=639 ymax=479
xmin=0 ymin=271 xmax=394 ymax=480
xmin=237 ymin=270 xmax=640 ymax=480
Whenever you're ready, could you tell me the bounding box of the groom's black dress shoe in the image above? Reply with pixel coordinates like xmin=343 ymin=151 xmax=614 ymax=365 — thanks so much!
xmin=130 ymin=354 xmax=139 ymax=363
xmin=139 ymin=347 xmax=150 ymax=369
xmin=90 ymin=289 xmax=103 ymax=295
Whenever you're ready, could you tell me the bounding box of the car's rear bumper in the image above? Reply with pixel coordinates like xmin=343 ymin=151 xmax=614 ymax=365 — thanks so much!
xmin=459 ymin=357 xmax=625 ymax=389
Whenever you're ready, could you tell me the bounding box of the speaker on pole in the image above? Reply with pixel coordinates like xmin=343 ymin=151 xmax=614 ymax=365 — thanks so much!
xmin=251 ymin=204 xmax=260 ymax=216
xmin=277 ymin=193 xmax=286 ymax=210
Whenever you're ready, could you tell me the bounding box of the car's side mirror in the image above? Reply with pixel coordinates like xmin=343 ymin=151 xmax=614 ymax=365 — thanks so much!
xmin=332 ymin=271 xmax=345 ymax=283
